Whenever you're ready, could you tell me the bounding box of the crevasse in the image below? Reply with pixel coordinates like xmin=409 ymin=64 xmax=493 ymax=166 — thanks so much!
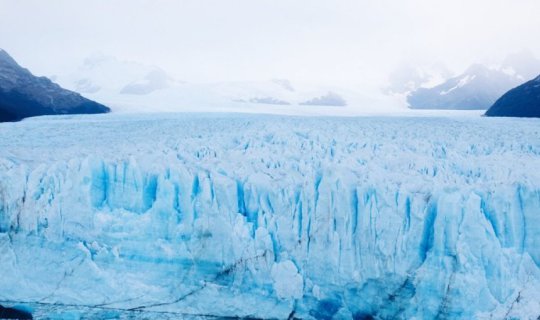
xmin=0 ymin=114 xmax=539 ymax=319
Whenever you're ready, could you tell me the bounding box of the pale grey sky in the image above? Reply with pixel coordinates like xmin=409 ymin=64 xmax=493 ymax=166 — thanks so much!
xmin=1 ymin=0 xmax=540 ymax=88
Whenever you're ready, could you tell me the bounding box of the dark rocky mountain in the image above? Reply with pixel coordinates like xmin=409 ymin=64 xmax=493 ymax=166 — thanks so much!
xmin=485 ymin=75 xmax=540 ymax=117
xmin=407 ymin=64 xmax=521 ymax=110
xmin=0 ymin=49 xmax=109 ymax=122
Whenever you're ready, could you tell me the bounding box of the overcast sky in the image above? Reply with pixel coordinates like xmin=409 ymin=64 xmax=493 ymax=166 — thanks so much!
xmin=1 ymin=0 xmax=540 ymax=88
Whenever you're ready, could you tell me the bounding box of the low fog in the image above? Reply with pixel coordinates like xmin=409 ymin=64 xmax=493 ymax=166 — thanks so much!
xmin=2 ymin=0 xmax=540 ymax=92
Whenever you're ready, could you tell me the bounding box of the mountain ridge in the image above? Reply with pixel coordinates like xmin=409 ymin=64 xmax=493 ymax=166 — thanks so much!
xmin=407 ymin=64 xmax=521 ymax=110
xmin=0 ymin=49 xmax=109 ymax=122
xmin=485 ymin=75 xmax=540 ymax=117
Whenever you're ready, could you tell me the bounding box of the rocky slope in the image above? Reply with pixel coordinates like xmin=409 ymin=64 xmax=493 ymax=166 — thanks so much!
xmin=485 ymin=75 xmax=540 ymax=117
xmin=0 ymin=49 xmax=109 ymax=122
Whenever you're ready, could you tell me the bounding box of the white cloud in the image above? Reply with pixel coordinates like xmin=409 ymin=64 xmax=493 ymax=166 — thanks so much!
xmin=1 ymin=0 xmax=539 ymax=90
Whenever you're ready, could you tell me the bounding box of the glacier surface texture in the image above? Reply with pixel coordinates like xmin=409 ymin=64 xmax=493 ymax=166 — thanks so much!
xmin=0 ymin=114 xmax=539 ymax=319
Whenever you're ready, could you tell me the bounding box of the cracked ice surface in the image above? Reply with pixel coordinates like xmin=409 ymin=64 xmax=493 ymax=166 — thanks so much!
xmin=0 ymin=113 xmax=540 ymax=319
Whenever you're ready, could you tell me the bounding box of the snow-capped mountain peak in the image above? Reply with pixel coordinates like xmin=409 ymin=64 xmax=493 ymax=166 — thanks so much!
xmin=407 ymin=62 xmax=522 ymax=110
xmin=440 ymin=74 xmax=476 ymax=95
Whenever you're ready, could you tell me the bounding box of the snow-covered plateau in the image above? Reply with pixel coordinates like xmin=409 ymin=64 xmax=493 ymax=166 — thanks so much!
xmin=0 ymin=113 xmax=539 ymax=319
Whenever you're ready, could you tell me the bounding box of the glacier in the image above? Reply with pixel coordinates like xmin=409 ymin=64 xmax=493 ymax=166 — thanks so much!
xmin=0 ymin=113 xmax=539 ymax=319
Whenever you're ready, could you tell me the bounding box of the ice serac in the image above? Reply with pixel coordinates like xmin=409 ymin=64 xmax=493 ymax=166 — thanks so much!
xmin=0 ymin=114 xmax=540 ymax=319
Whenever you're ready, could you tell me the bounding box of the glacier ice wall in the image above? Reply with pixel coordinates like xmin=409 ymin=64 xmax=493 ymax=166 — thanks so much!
xmin=0 ymin=114 xmax=540 ymax=319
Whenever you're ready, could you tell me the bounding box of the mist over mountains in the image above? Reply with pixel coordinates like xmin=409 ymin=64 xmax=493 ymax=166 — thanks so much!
xmin=386 ymin=51 xmax=540 ymax=111
xmin=407 ymin=64 xmax=521 ymax=110
xmin=52 ymin=54 xmax=394 ymax=113
xmin=53 ymin=51 xmax=540 ymax=115
xmin=3 ymin=47 xmax=540 ymax=119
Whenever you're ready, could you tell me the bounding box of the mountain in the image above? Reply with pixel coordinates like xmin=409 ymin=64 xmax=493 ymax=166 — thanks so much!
xmin=385 ymin=62 xmax=452 ymax=95
xmin=407 ymin=64 xmax=521 ymax=110
xmin=0 ymin=49 xmax=109 ymax=122
xmin=485 ymin=75 xmax=540 ymax=117
xmin=402 ymin=51 xmax=540 ymax=110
